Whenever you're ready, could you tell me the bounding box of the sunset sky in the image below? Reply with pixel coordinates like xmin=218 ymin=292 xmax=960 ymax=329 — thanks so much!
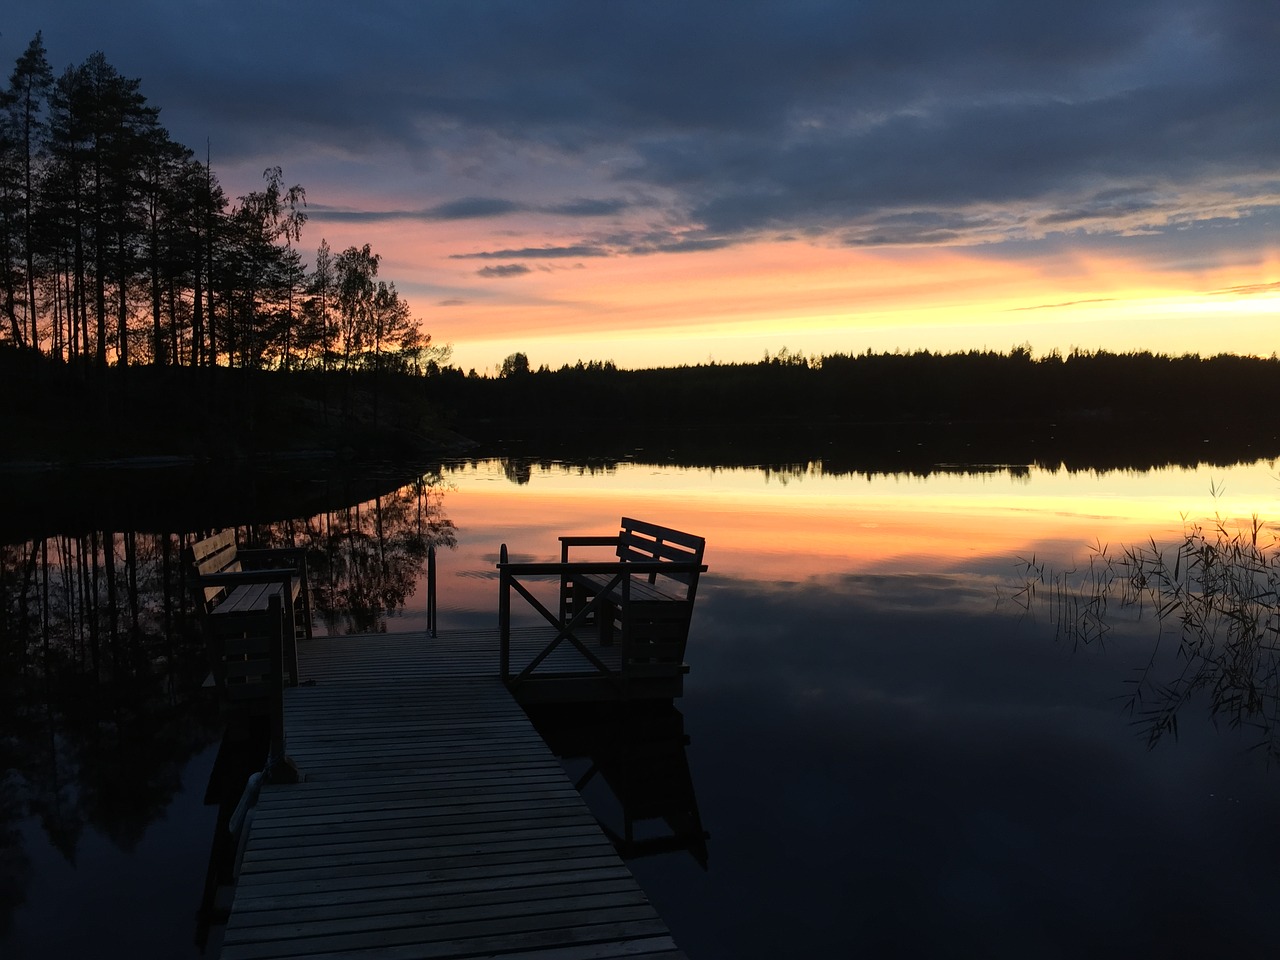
xmin=8 ymin=1 xmax=1278 ymax=373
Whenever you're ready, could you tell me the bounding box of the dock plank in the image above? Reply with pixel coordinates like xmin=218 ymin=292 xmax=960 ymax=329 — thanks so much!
xmin=219 ymin=629 xmax=687 ymax=959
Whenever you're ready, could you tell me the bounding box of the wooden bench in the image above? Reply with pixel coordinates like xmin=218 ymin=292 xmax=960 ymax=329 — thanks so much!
xmin=559 ymin=517 xmax=706 ymax=662
xmin=497 ymin=518 xmax=707 ymax=701
xmin=188 ymin=530 xmax=313 ymax=706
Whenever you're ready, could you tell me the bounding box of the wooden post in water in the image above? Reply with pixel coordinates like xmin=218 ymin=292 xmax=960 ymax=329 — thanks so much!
xmin=427 ymin=544 xmax=437 ymax=638
xmin=265 ymin=593 xmax=301 ymax=784
xmin=499 ymin=543 xmax=510 ymax=681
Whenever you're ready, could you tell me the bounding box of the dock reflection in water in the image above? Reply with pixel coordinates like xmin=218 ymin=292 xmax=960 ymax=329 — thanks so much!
xmin=194 ymin=722 xmax=269 ymax=954
xmin=527 ymin=702 xmax=709 ymax=870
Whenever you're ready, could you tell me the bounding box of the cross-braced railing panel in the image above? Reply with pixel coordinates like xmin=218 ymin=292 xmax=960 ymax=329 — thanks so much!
xmin=497 ymin=549 xmax=704 ymax=698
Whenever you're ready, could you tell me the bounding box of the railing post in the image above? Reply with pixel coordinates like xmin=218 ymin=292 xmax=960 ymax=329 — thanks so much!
xmin=559 ymin=538 xmax=571 ymax=624
xmin=499 ymin=544 xmax=510 ymax=682
xmin=282 ymin=578 xmax=299 ymax=687
xmin=621 ymin=571 xmax=631 ymax=698
xmin=427 ymin=544 xmax=437 ymax=638
xmin=265 ymin=593 xmax=301 ymax=784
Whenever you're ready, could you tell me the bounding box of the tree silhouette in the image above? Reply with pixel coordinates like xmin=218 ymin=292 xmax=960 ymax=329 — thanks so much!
xmin=0 ymin=38 xmax=436 ymax=379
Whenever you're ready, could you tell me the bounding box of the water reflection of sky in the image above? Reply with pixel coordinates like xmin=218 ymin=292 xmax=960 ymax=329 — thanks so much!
xmin=670 ymin=575 xmax=1278 ymax=957
xmin=420 ymin=458 xmax=1280 ymax=957
xmin=5 ymin=744 xmax=221 ymax=959
xmin=6 ymin=456 xmax=1279 ymax=958
xmin=412 ymin=457 xmax=1280 ymax=627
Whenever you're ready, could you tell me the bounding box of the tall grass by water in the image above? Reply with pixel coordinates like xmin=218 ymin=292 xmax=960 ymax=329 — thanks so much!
xmin=1016 ymin=493 xmax=1280 ymax=760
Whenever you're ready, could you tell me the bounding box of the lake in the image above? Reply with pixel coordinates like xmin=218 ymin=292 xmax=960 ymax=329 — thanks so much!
xmin=3 ymin=453 xmax=1279 ymax=957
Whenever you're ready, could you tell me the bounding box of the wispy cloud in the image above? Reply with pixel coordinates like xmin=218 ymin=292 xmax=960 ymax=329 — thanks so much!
xmin=314 ymin=197 xmax=527 ymax=223
xmin=452 ymin=245 xmax=609 ymax=260
xmin=543 ymin=198 xmax=633 ymax=217
xmin=1210 ymin=280 xmax=1280 ymax=297
xmin=477 ymin=264 xmax=532 ymax=278
xmin=1009 ymin=298 xmax=1117 ymax=311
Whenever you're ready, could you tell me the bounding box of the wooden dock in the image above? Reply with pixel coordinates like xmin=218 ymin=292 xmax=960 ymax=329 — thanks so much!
xmin=218 ymin=630 xmax=687 ymax=959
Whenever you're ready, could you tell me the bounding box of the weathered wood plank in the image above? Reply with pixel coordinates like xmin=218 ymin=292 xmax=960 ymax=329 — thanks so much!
xmin=237 ymin=830 xmax=610 ymax=876
xmin=225 ymin=877 xmax=645 ymax=926
xmin=223 ymin=909 xmax=666 ymax=956
xmin=229 ymin=863 xmax=637 ymax=912
xmin=243 ymin=816 xmax=601 ymax=857
xmin=220 ymin=915 xmax=673 ymax=960
xmin=231 ymin=852 xmax=628 ymax=902
xmin=223 ymin=889 xmax=657 ymax=942
xmin=246 ymin=805 xmax=598 ymax=844
xmin=219 ymin=630 xmax=686 ymax=960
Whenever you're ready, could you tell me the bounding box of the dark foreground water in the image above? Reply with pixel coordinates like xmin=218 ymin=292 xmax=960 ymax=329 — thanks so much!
xmin=3 ymin=456 xmax=1279 ymax=957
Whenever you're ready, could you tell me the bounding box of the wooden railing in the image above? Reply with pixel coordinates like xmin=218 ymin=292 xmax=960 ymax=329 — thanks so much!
xmin=262 ymin=592 xmax=302 ymax=784
xmin=497 ymin=544 xmax=704 ymax=700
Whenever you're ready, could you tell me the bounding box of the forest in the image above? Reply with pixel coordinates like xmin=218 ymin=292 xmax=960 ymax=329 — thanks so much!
xmin=0 ymin=33 xmax=439 ymax=375
xmin=428 ymin=346 xmax=1280 ymax=440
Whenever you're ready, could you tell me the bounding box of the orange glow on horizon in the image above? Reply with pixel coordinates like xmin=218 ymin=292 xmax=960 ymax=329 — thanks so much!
xmin=439 ymin=460 xmax=1280 ymax=586
xmin=301 ymin=194 xmax=1279 ymax=373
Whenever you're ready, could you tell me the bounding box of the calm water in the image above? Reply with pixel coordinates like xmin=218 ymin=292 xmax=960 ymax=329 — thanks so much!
xmin=4 ymin=455 xmax=1280 ymax=957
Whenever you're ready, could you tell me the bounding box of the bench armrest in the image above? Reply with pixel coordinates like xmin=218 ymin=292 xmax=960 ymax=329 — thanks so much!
xmin=559 ymin=535 xmax=621 ymax=561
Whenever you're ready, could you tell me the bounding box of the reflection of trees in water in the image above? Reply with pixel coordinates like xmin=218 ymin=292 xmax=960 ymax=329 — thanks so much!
xmin=0 ymin=529 xmax=224 ymax=933
xmin=1016 ymin=513 xmax=1280 ymax=762
xmin=239 ymin=471 xmax=457 ymax=634
xmin=0 ymin=757 xmax=31 ymax=937
xmin=1 ymin=532 xmax=196 ymax=691
xmin=502 ymin=458 xmax=532 ymax=485
xmin=0 ymin=469 xmax=455 ymax=933
xmin=450 ymin=454 xmax=1156 ymax=488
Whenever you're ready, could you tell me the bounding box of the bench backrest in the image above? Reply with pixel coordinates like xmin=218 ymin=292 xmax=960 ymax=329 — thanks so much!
xmin=188 ymin=529 xmax=241 ymax=611
xmin=615 ymin=517 xmax=705 ymax=594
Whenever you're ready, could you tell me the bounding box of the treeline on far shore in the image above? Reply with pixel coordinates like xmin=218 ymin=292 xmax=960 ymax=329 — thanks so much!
xmin=6 ymin=344 xmax=1280 ymax=469
xmin=426 ymin=346 xmax=1280 ymax=434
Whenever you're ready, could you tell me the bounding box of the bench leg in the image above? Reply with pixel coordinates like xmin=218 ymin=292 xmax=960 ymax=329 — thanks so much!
xmin=598 ymin=600 xmax=617 ymax=646
xmin=569 ymin=581 xmax=596 ymax=626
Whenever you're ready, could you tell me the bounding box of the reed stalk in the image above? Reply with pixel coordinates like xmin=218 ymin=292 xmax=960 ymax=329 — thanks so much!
xmin=1013 ymin=510 xmax=1280 ymax=761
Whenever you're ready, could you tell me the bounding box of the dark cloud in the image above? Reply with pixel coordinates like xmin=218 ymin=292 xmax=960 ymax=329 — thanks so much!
xmin=630 ymin=237 xmax=736 ymax=255
xmin=7 ymin=0 xmax=1276 ymax=254
xmin=307 ymin=197 xmax=526 ymax=223
xmin=841 ymin=211 xmax=1014 ymax=247
xmin=543 ymin=198 xmax=633 ymax=217
xmin=665 ymin=80 xmax=1278 ymax=239
xmin=476 ymin=264 xmax=532 ymax=278
xmin=1035 ymin=186 xmax=1170 ymax=227
xmin=427 ymin=197 xmax=526 ymax=220
xmin=311 ymin=195 xmax=637 ymax=228
xmin=454 ymin=230 xmax=742 ymax=261
xmin=451 ymin=245 xmax=609 ymax=260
